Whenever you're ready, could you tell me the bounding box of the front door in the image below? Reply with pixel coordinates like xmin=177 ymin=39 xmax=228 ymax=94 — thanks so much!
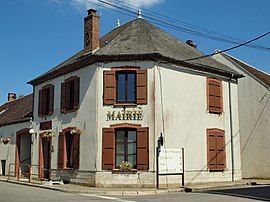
xmin=39 ymin=137 xmax=51 ymax=180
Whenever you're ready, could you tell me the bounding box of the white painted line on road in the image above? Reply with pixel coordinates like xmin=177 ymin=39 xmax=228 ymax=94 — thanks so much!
xmin=80 ymin=194 xmax=136 ymax=202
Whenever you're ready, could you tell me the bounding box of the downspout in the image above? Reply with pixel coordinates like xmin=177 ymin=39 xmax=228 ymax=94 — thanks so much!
xmin=228 ymin=77 xmax=234 ymax=181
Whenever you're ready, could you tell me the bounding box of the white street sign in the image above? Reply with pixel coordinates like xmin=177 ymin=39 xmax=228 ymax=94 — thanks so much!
xmin=158 ymin=148 xmax=183 ymax=174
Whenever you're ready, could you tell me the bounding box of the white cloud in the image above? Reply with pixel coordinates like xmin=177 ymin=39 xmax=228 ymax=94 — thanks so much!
xmin=70 ymin=0 xmax=164 ymax=11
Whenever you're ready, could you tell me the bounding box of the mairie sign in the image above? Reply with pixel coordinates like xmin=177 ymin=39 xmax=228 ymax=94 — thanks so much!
xmin=106 ymin=110 xmax=143 ymax=121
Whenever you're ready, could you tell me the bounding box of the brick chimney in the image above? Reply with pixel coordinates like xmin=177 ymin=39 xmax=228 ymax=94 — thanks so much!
xmin=84 ymin=9 xmax=100 ymax=54
xmin=8 ymin=93 xmax=17 ymax=102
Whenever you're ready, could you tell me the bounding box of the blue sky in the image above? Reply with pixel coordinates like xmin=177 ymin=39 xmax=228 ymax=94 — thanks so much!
xmin=0 ymin=0 xmax=269 ymax=104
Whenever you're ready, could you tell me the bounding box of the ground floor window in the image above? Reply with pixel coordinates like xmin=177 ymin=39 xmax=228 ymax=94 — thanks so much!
xmin=207 ymin=128 xmax=226 ymax=171
xmin=115 ymin=129 xmax=137 ymax=168
xmin=58 ymin=130 xmax=80 ymax=169
xmin=102 ymin=126 xmax=149 ymax=171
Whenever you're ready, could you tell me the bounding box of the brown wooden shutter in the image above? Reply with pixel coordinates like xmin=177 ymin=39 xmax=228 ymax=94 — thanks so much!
xmin=207 ymin=129 xmax=217 ymax=170
xmin=15 ymin=134 xmax=21 ymax=177
xmin=216 ymin=130 xmax=226 ymax=171
xmin=207 ymin=78 xmax=223 ymax=114
xmin=38 ymin=89 xmax=43 ymax=116
xmin=102 ymin=128 xmax=115 ymax=170
xmin=207 ymin=129 xmax=226 ymax=171
xmin=38 ymin=136 xmax=44 ymax=179
xmin=58 ymin=132 xmax=65 ymax=169
xmin=49 ymin=85 xmax=54 ymax=115
xmin=61 ymin=83 xmax=66 ymax=113
xmin=103 ymin=71 xmax=116 ymax=105
xmin=73 ymin=134 xmax=80 ymax=169
xmin=136 ymin=69 xmax=147 ymax=105
xmin=137 ymin=127 xmax=149 ymax=170
xmin=215 ymin=81 xmax=223 ymax=113
xmin=74 ymin=77 xmax=80 ymax=110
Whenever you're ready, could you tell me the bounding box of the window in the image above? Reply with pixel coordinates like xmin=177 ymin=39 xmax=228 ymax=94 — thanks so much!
xmin=38 ymin=84 xmax=54 ymax=116
xmin=115 ymin=129 xmax=137 ymax=168
xmin=102 ymin=126 xmax=149 ymax=170
xmin=207 ymin=128 xmax=226 ymax=171
xmin=61 ymin=76 xmax=80 ymax=113
xmin=103 ymin=68 xmax=147 ymax=105
xmin=58 ymin=131 xmax=80 ymax=169
xmin=116 ymin=72 xmax=136 ymax=103
xmin=207 ymin=78 xmax=223 ymax=114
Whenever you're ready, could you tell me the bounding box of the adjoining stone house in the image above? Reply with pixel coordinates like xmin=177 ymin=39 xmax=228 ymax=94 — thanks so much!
xmin=213 ymin=52 xmax=270 ymax=179
xmin=0 ymin=93 xmax=33 ymax=177
xmin=27 ymin=9 xmax=243 ymax=187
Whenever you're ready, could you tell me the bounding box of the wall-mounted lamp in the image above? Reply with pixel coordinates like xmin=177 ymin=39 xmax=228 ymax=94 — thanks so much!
xmin=158 ymin=133 xmax=164 ymax=148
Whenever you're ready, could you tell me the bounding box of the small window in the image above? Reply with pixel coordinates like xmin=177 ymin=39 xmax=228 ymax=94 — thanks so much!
xmin=115 ymin=129 xmax=137 ymax=168
xmin=61 ymin=76 xmax=80 ymax=113
xmin=38 ymin=84 xmax=54 ymax=116
xmin=207 ymin=78 xmax=223 ymax=114
xmin=116 ymin=72 xmax=136 ymax=103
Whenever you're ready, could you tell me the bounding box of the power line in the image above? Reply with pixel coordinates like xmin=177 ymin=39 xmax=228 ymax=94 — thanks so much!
xmin=183 ymin=31 xmax=270 ymax=62
xmin=115 ymin=0 xmax=270 ymax=51
xmin=91 ymin=0 xmax=270 ymax=52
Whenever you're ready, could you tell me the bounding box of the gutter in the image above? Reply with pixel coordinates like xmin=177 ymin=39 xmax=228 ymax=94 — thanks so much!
xmin=27 ymin=53 xmax=243 ymax=86
xmin=228 ymin=78 xmax=235 ymax=181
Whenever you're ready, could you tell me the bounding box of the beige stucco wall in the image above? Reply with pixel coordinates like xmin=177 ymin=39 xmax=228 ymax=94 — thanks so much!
xmin=31 ymin=59 xmax=241 ymax=186
xmin=33 ymin=64 xmax=97 ymax=172
xmin=0 ymin=122 xmax=31 ymax=176
xmin=153 ymin=64 xmax=241 ymax=183
xmin=213 ymin=54 xmax=270 ymax=179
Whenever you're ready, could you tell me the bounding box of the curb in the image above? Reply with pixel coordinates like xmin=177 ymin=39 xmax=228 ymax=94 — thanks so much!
xmin=0 ymin=178 xmax=185 ymax=195
xmin=1 ymin=178 xmax=267 ymax=196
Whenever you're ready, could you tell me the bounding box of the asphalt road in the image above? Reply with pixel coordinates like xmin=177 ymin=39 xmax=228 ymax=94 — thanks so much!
xmin=0 ymin=181 xmax=269 ymax=202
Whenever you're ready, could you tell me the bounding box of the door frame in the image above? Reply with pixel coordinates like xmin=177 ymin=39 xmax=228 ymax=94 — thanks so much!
xmin=15 ymin=128 xmax=31 ymax=177
xmin=38 ymin=135 xmax=52 ymax=180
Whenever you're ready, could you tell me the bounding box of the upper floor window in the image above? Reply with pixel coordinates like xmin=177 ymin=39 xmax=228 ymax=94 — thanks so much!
xmin=116 ymin=72 xmax=136 ymax=103
xmin=61 ymin=76 xmax=80 ymax=113
xmin=38 ymin=84 xmax=54 ymax=117
xmin=207 ymin=78 xmax=223 ymax=114
xmin=103 ymin=68 xmax=147 ymax=105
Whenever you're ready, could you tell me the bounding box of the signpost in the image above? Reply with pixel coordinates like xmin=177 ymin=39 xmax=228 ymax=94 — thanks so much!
xmin=156 ymin=147 xmax=184 ymax=188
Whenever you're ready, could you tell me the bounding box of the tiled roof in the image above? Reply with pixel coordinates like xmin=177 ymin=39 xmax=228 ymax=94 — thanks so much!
xmin=221 ymin=53 xmax=270 ymax=88
xmin=28 ymin=18 xmax=241 ymax=85
xmin=0 ymin=94 xmax=33 ymax=127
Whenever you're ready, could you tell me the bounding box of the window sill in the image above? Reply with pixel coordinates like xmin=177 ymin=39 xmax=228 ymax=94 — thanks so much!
xmin=112 ymin=169 xmax=138 ymax=174
xmin=61 ymin=108 xmax=78 ymax=114
xmin=113 ymin=103 xmax=137 ymax=107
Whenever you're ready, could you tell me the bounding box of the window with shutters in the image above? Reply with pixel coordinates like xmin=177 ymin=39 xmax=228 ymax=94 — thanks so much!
xmin=207 ymin=78 xmax=223 ymax=114
xmin=102 ymin=126 xmax=149 ymax=171
xmin=103 ymin=68 xmax=147 ymax=105
xmin=38 ymin=84 xmax=54 ymax=116
xmin=207 ymin=128 xmax=226 ymax=171
xmin=58 ymin=130 xmax=80 ymax=169
xmin=115 ymin=129 xmax=137 ymax=168
xmin=61 ymin=76 xmax=80 ymax=113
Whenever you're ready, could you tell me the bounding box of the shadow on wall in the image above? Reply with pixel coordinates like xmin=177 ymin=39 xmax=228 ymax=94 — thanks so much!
xmin=187 ymin=130 xmax=240 ymax=184
xmin=241 ymin=95 xmax=270 ymax=158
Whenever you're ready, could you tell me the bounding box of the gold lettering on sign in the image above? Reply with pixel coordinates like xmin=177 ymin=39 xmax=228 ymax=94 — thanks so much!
xmin=106 ymin=110 xmax=143 ymax=121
